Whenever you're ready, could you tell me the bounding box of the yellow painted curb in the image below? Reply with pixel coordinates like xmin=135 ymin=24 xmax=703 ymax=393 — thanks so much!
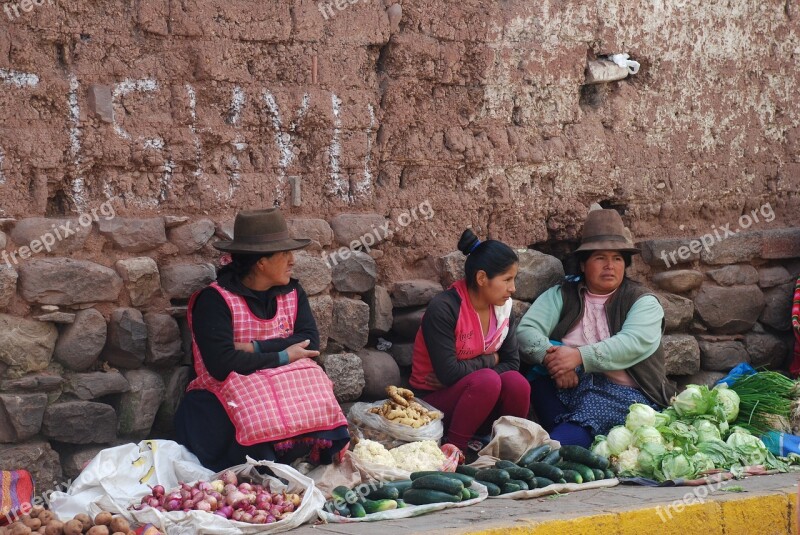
xmin=468 ymin=491 xmax=796 ymax=535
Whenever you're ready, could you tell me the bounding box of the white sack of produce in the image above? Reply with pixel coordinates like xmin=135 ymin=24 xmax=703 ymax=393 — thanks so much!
xmin=112 ymin=458 xmax=325 ymax=535
xmin=348 ymin=396 xmax=444 ymax=448
xmin=49 ymin=439 xmax=213 ymax=521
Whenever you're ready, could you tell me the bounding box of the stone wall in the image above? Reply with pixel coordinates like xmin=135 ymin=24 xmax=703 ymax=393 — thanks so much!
xmin=0 ymin=0 xmax=799 ymax=491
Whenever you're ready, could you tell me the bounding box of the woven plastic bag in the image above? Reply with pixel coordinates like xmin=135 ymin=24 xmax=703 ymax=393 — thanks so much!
xmin=347 ymin=399 xmax=443 ymax=449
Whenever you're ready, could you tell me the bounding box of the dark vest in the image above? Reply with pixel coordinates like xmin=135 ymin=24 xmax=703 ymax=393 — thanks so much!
xmin=550 ymin=278 xmax=677 ymax=407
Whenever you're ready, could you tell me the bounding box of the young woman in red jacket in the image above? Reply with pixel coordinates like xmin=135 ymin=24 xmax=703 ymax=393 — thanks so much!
xmin=410 ymin=229 xmax=530 ymax=458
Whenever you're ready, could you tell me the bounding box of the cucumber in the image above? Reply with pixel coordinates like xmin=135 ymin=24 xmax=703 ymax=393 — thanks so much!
xmin=509 ymin=479 xmax=529 ymax=490
xmin=505 ymin=466 xmax=535 ymax=482
xmin=350 ymin=502 xmax=366 ymax=518
xmin=456 ymin=465 xmax=479 ymax=477
xmin=592 ymin=468 xmax=605 ymax=481
xmin=403 ymin=489 xmax=461 ymax=505
xmin=410 ymin=471 xmax=474 ymax=486
xmin=540 ymin=450 xmax=562 ymax=466
xmin=362 ymin=485 xmax=400 ymax=500
xmin=495 ymin=460 xmax=518 ymax=470
xmin=525 ymin=462 xmax=564 ymax=482
xmin=519 ymin=444 xmax=551 ymax=466
xmin=533 ymin=477 xmax=555 ymax=488
xmin=501 ymin=482 xmax=521 ymax=494
xmin=604 ymin=469 xmax=615 ymax=479
xmin=558 ymin=478 xmax=567 ymax=484
xmin=411 ymin=475 xmax=464 ymax=495
xmin=560 ymin=469 xmax=583 ymax=484
xmin=383 ymin=480 xmax=413 ymax=495
xmin=395 ymin=499 xmax=407 ymax=508
xmin=331 ymin=485 xmax=352 ymax=503
xmin=362 ymin=499 xmax=398 ymax=514
xmin=559 ymin=445 xmax=610 ymax=470
xmin=474 ymin=468 xmax=510 ymax=486
xmin=467 ymin=488 xmax=479 ymax=500
xmin=333 ymin=501 xmax=351 ymax=516
xmin=461 ymin=488 xmax=471 ymax=500
xmin=557 ymin=462 xmax=595 ymax=482
xmin=476 ymin=480 xmax=501 ymax=496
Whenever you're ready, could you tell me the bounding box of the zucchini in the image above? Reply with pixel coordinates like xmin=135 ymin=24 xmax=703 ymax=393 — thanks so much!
xmin=509 ymin=479 xmax=529 ymax=490
xmin=540 ymin=450 xmax=562 ymax=466
xmin=332 ymin=501 xmax=350 ymax=517
xmin=474 ymin=468 xmax=510 ymax=486
xmin=350 ymin=502 xmax=366 ymax=518
xmin=331 ymin=485 xmax=352 ymax=503
xmin=467 ymin=488 xmax=479 ymax=500
xmin=456 ymin=465 xmax=479 ymax=477
xmin=411 ymin=475 xmax=465 ymax=495
xmin=495 ymin=460 xmax=518 ymax=470
xmin=557 ymin=478 xmax=567 ymax=484
xmin=403 ymin=489 xmax=461 ymax=505
xmin=604 ymin=469 xmax=616 ymax=479
xmin=560 ymin=469 xmax=583 ymax=484
xmin=410 ymin=471 xmax=474 ymax=486
xmin=533 ymin=477 xmax=555 ymax=488
xmin=362 ymin=499 xmax=398 ymax=514
xmin=461 ymin=488 xmax=471 ymax=500
xmin=501 ymin=482 xmax=521 ymax=494
xmin=520 ymin=444 xmax=552 ymax=466
xmin=592 ymin=468 xmax=605 ymax=481
xmin=505 ymin=466 xmax=535 ymax=482
xmin=362 ymin=485 xmax=400 ymax=500
xmin=559 ymin=445 xmax=610 ymax=470
xmin=557 ymin=462 xmax=595 ymax=482
xmin=476 ymin=480 xmax=501 ymax=496
xmin=525 ymin=462 xmax=564 ymax=482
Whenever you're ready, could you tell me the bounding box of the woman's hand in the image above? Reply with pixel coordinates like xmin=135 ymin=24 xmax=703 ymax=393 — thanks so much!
xmin=490 ymin=352 xmax=500 ymax=366
xmin=286 ymin=339 xmax=320 ymax=362
xmin=235 ymin=342 xmax=255 ymax=352
xmin=554 ymin=370 xmax=579 ymax=389
xmin=543 ymin=345 xmax=582 ymax=378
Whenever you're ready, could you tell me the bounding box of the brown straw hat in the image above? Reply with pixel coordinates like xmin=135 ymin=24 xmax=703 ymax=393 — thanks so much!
xmin=213 ymin=208 xmax=310 ymax=253
xmin=574 ymin=208 xmax=640 ymax=254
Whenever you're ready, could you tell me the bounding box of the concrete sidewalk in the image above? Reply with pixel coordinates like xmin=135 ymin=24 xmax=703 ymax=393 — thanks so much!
xmin=298 ymin=472 xmax=798 ymax=534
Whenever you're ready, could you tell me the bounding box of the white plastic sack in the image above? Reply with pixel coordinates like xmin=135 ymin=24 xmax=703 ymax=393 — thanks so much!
xmin=111 ymin=458 xmax=325 ymax=535
xmin=49 ymin=440 xmax=213 ymax=521
xmin=348 ymin=399 xmax=444 ymax=448
xmin=317 ymin=481 xmax=488 ymax=523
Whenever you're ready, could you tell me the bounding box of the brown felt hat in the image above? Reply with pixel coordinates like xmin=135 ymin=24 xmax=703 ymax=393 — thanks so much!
xmin=213 ymin=208 xmax=310 ymax=254
xmin=574 ymin=208 xmax=640 ymax=254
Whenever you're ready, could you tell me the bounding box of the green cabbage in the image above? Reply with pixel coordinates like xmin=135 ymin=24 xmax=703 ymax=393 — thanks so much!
xmin=637 ymin=443 xmax=667 ymax=478
xmin=696 ymin=438 xmax=738 ymax=467
xmin=656 ymin=448 xmax=697 ymax=481
xmin=654 ymin=410 xmax=673 ymax=428
xmin=672 ymin=385 xmax=716 ymax=418
xmin=726 ymin=431 xmax=767 ymax=466
xmin=693 ymin=418 xmax=722 ymax=443
xmin=607 ymin=426 xmax=634 ymax=456
xmin=712 ymin=384 xmax=740 ymax=423
xmin=625 ymin=403 xmax=657 ymax=432
xmin=633 ymin=425 xmax=664 ymax=448
xmin=658 ymin=421 xmax=698 ymax=449
xmin=592 ymin=438 xmax=612 ymax=459
xmin=690 ymin=451 xmax=716 ymax=474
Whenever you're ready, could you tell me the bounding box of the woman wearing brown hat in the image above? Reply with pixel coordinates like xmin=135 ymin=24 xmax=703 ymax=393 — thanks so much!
xmin=516 ymin=208 xmax=676 ymax=447
xmin=174 ymin=208 xmax=349 ymax=471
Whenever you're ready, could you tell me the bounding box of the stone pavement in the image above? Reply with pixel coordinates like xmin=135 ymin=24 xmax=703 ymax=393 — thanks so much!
xmin=295 ymin=472 xmax=798 ymax=534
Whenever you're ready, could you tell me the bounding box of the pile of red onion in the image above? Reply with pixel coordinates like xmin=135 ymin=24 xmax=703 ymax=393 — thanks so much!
xmin=130 ymin=470 xmax=303 ymax=524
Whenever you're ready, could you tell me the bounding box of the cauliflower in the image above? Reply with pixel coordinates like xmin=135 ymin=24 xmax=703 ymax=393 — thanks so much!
xmin=353 ymin=439 xmax=396 ymax=467
xmin=389 ymin=440 xmax=447 ymax=472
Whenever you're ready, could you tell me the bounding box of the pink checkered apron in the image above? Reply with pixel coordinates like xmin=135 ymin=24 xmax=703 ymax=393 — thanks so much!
xmin=186 ymin=282 xmax=347 ymax=446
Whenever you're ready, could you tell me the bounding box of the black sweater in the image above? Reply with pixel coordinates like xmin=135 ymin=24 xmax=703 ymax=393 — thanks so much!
xmin=191 ymin=267 xmax=320 ymax=381
xmin=420 ymin=287 xmax=520 ymax=387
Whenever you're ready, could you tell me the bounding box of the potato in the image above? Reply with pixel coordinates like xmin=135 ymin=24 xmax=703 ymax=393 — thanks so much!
xmin=85 ymin=528 xmax=108 ymax=535
xmin=30 ymin=507 xmax=45 ymax=519
xmin=8 ymin=523 xmax=32 ymax=535
xmin=43 ymin=520 xmax=63 ymax=535
xmin=73 ymin=514 xmax=92 ymax=531
xmin=92 ymin=514 xmax=111 ymax=528
xmin=37 ymin=512 xmax=55 ymax=526
xmin=107 ymin=519 xmax=128 ymax=535
xmin=21 ymin=519 xmax=40 ymax=531
xmin=61 ymin=520 xmax=82 ymax=535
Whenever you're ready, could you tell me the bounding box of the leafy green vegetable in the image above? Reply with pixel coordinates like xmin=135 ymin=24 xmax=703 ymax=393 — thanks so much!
xmin=633 ymin=426 xmax=664 ymax=449
xmin=713 ymin=385 xmax=740 ymax=423
xmin=693 ymin=418 xmax=722 ymax=443
xmin=637 ymin=443 xmax=667 ymax=478
xmin=607 ymin=426 xmax=634 ymax=456
xmin=672 ymin=385 xmax=716 ymax=418
xmin=655 ymin=449 xmax=697 ymax=481
xmin=626 ymin=403 xmax=657 ymax=432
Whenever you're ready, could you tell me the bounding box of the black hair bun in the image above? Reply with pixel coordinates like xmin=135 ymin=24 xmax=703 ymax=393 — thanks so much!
xmin=457 ymin=229 xmax=480 ymax=255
